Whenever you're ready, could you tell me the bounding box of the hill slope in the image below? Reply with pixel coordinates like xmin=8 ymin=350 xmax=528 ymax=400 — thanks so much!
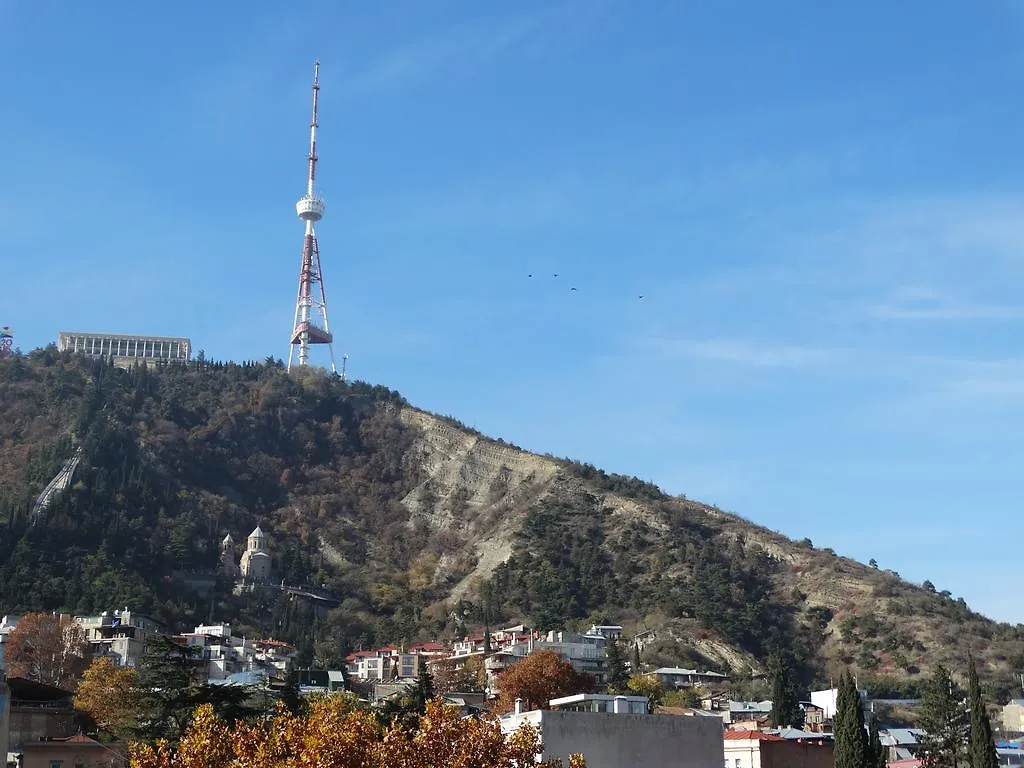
xmin=0 ymin=350 xmax=1021 ymax=699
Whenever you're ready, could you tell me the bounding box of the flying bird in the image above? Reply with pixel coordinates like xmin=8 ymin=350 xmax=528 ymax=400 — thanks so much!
xmin=528 ymin=274 xmax=533 ymax=278
xmin=553 ymin=273 xmax=559 ymax=278
xmin=570 ymin=287 xmax=577 ymax=292
xmin=638 ymin=295 xmax=644 ymax=299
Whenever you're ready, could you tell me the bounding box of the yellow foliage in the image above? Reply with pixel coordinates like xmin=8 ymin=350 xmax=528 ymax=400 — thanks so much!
xmin=128 ymin=697 xmax=588 ymax=768
xmin=73 ymin=655 xmax=142 ymax=735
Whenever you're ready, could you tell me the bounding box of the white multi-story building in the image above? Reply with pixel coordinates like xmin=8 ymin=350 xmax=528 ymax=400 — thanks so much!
xmin=182 ymin=624 xmax=256 ymax=682
xmin=0 ymin=615 xmax=19 ymax=669
xmin=58 ymin=331 xmax=191 ymax=368
xmin=490 ymin=629 xmax=610 ymax=685
xmin=76 ymin=609 xmax=163 ymax=668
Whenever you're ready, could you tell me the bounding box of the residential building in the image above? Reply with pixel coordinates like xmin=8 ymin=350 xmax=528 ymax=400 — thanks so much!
xmin=500 ymin=696 xmax=725 ymax=768
xmin=253 ymin=639 xmax=296 ymax=674
xmin=587 ymin=625 xmax=624 ymax=641
xmin=345 ymin=644 xmax=447 ymax=682
xmin=550 ymin=693 xmax=650 ymax=715
xmin=5 ymin=678 xmax=81 ymax=756
xmin=1004 ymin=700 xmax=1024 ymax=733
xmin=728 ymin=701 xmax=774 ymax=727
xmin=879 ymin=728 xmax=924 ymax=762
xmin=181 ymin=624 xmax=255 ymax=682
xmin=0 ymin=616 xmax=20 ymax=669
xmin=493 ymin=630 xmax=610 ymax=685
xmin=724 ymin=730 xmax=834 ymax=768
xmin=799 ymin=702 xmax=826 ymax=732
xmin=654 ymin=667 xmax=730 ymax=689
xmin=76 ymin=610 xmax=162 ymax=668
xmin=809 ymin=687 xmax=866 ymax=721
xmin=58 ymin=331 xmax=191 ymax=368
xmin=18 ymin=733 xmax=125 ymax=768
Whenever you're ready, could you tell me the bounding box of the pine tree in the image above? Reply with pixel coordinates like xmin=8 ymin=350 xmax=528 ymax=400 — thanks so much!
xmin=918 ymin=665 xmax=967 ymax=768
xmin=834 ymin=671 xmax=868 ymax=768
xmin=633 ymin=642 xmax=642 ymax=675
xmin=968 ymin=656 xmax=998 ymax=768
xmin=868 ymin=713 xmax=887 ymax=768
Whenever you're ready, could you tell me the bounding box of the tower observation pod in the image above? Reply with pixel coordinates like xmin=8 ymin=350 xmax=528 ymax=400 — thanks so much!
xmin=288 ymin=60 xmax=337 ymax=374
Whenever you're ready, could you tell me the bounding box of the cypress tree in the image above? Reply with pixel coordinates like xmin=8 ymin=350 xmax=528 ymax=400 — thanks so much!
xmin=633 ymin=642 xmax=642 ymax=675
xmin=868 ymin=714 xmax=887 ymax=768
xmin=605 ymin=639 xmax=630 ymax=693
xmin=768 ymin=651 xmax=804 ymax=728
xmin=968 ymin=656 xmax=998 ymax=768
xmin=834 ymin=671 xmax=868 ymax=768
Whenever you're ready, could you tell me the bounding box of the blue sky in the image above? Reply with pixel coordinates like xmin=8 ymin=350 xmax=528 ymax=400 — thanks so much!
xmin=2 ymin=2 xmax=1023 ymax=622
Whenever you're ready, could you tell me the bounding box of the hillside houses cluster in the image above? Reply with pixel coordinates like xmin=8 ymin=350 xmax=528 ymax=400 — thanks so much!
xmin=7 ymin=609 xmax=1024 ymax=768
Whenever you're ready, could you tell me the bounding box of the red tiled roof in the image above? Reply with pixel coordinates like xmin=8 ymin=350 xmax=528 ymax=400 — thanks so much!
xmin=724 ymin=730 xmax=785 ymax=742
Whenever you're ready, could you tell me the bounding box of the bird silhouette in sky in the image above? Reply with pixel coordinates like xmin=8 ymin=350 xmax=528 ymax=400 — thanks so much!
xmin=553 ymin=273 xmax=559 ymax=278
xmin=570 ymin=287 xmax=577 ymax=292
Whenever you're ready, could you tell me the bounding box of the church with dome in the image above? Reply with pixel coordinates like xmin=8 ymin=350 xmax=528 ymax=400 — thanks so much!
xmin=220 ymin=526 xmax=274 ymax=584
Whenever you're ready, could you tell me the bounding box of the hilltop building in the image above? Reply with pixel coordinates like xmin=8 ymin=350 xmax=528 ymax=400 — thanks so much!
xmin=239 ymin=526 xmax=273 ymax=584
xmin=58 ymin=331 xmax=191 ymax=368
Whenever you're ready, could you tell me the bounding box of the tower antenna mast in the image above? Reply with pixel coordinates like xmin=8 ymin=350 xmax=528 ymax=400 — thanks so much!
xmin=288 ymin=60 xmax=337 ymax=373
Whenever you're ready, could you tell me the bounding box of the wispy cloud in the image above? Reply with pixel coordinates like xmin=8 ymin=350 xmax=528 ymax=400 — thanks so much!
xmin=862 ymin=284 xmax=1024 ymax=321
xmin=344 ymin=5 xmax=587 ymax=96
xmin=638 ymin=337 xmax=842 ymax=368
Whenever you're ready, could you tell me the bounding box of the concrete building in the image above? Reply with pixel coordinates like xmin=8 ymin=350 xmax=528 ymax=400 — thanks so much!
xmin=76 ymin=609 xmax=162 ymax=668
xmin=1004 ymin=700 xmax=1024 ymax=733
xmin=58 ymin=331 xmax=191 ymax=368
xmin=724 ymin=730 xmax=834 ymax=768
xmin=500 ymin=700 xmax=725 ymax=768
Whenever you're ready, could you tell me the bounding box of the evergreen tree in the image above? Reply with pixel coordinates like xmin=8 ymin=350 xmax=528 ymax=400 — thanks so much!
xmin=413 ymin=668 xmax=436 ymax=713
xmin=868 ymin=714 xmax=887 ymax=768
xmin=918 ymin=665 xmax=967 ymax=768
xmin=280 ymin=669 xmax=305 ymax=716
xmin=834 ymin=671 xmax=868 ymax=768
xmin=632 ymin=642 xmax=642 ymax=675
xmin=768 ymin=651 xmax=804 ymax=728
xmin=968 ymin=656 xmax=998 ymax=768
xmin=605 ymin=640 xmax=630 ymax=694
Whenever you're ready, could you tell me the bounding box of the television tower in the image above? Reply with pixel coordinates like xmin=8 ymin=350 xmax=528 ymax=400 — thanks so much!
xmin=288 ymin=60 xmax=337 ymax=373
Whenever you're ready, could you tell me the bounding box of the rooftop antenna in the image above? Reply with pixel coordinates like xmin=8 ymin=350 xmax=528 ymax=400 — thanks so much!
xmin=288 ymin=60 xmax=338 ymax=373
xmin=340 ymin=354 xmax=348 ymax=382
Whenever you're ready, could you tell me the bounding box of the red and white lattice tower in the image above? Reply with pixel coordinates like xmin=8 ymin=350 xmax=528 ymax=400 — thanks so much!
xmin=288 ymin=60 xmax=337 ymax=374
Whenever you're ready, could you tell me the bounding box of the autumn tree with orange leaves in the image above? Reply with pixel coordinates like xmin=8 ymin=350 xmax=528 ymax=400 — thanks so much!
xmin=73 ymin=655 xmax=143 ymax=737
xmin=493 ymin=649 xmax=595 ymax=714
xmin=4 ymin=612 xmax=90 ymax=691
xmin=128 ymin=697 xmax=586 ymax=768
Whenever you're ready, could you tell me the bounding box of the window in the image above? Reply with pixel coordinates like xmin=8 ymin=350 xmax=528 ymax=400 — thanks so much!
xmin=50 ymin=761 xmax=63 ymax=768
xmin=735 ymin=759 xmax=742 ymax=768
